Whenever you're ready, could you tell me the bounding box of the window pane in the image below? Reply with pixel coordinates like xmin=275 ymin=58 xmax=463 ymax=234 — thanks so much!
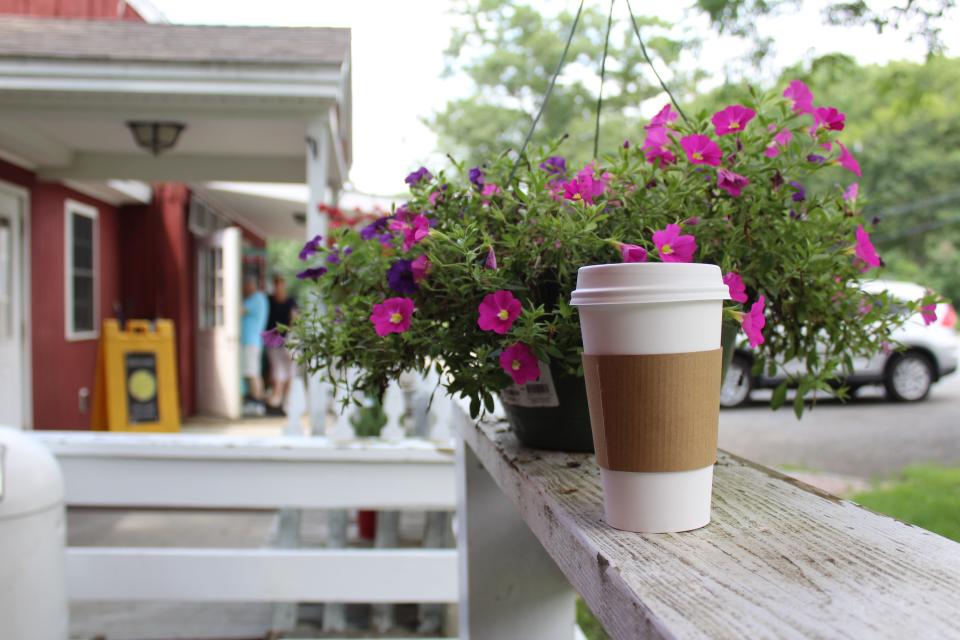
xmin=72 ymin=214 xmax=93 ymax=270
xmin=73 ymin=275 xmax=94 ymax=332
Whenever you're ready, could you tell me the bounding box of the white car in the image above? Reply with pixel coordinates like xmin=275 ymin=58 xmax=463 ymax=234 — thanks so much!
xmin=721 ymin=280 xmax=959 ymax=407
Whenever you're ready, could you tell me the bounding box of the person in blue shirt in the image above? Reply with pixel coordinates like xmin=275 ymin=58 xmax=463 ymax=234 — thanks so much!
xmin=241 ymin=275 xmax=269 ymax=404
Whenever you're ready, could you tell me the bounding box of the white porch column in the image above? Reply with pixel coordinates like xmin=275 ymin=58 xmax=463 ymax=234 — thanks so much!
xmin=305 ymin=116 xmax=331 ymax=435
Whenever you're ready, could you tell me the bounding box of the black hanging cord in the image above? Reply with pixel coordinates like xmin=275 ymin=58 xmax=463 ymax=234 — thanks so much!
xmin=508 ymin=0 xmax=586 ymax=185
xmin=624 ymin=0 xmax=688 ymax=123
xmin=594 ymin=0 xmax=616 ymax=158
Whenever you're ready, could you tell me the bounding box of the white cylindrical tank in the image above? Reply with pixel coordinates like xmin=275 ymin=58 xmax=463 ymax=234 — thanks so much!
xmin=0 ymin=426 xmax=69 ymax=640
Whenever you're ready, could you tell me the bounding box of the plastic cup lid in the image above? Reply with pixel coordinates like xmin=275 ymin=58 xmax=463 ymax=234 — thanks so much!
xmin=571 ymin=263 xmax=730 ymax=306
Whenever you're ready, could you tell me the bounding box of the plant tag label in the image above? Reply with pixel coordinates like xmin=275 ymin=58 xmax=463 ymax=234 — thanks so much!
xmin=501 ymin=363 xmax=560 ymax=408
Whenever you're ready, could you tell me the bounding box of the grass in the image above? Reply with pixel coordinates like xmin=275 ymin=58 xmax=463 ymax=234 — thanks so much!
xmin=577 ymin=464 xmax=960 ymax=640
xmin=852 ymin=465 xmax=960 ymax=542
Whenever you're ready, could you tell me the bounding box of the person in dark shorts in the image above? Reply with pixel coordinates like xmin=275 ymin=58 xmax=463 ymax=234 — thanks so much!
xmin=265 ymin=274 xmax=298 ymax=415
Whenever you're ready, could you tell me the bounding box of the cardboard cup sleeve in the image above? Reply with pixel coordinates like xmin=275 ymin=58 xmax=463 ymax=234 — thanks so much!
xmin=582 ymin=350 xmax=722 ymax=473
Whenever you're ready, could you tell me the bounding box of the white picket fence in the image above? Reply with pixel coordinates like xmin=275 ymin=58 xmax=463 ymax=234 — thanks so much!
xmin=35 ymin=372 xmax=461 ymax=636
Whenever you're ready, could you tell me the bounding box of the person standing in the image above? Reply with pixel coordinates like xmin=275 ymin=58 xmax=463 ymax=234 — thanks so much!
xmin=265 ymin=274 xmax=298 ymax=415
xmin=241 ymin=275 xmax=269 ymax=412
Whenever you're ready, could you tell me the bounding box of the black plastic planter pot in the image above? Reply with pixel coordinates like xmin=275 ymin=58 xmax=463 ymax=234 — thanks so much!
xmin=500 ymin=363 xmax=594 ymax=453
xmin=720 ymin=319 xmax=740 ymax=383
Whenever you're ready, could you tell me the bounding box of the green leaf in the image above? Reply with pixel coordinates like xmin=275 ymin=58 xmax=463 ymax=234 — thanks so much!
xmin=771 ymin=381 xmax=789 ymax=410
xmin=469 ymin=396 xmax=481 ymax=419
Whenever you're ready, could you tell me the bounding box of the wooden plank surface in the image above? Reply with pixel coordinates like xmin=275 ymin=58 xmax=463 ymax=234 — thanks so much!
xmin=456 ymin=410 xmax=960 ymax=640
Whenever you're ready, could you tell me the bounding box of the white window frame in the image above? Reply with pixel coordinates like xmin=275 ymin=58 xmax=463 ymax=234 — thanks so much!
xmin=64 ymin=199 xmax=99 ymax=341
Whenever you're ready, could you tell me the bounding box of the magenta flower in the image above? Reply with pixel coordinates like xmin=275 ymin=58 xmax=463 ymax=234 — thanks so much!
xmin=680 ymin=134 xmax=722 ymax=166
xmin=921 ymin=303 xmax=938 ymax=326
xmin=717 ymin=169 xmax=750 ymax=197
xmin=411 ymin=255 xmax=431 ymax=283
xmin=741 ymin=295 xmax=767 ymax=348
xmin=858 ymin=300 xmax=874 ymax=317
xmin=481 ymin=183 xmax=501 ymax=205
xmin=854 ymin=224 xmax=881 ymax=270
xmin=499 ymin=342 xmax=541 ymax=385
xmin=683 ymin=216 xmax=700 ymax=226
xmin=813 ymin=106 xmax=845 ymax=132
xmin=844 ymin=182 xmax=859 ymax=203
xmin=647 ymin=103 xmax=678 ymax=129
xmin=784 ymin=80 xmax=814 ymax=114
xmin=370 ymin=297 xmax=415 ymax=337
xmin=261 ymin=328 xmax=285 ymax=348
xmin=836 ymin=142 xmax=862 ymax=177
xmin=764 ymin=126 xmax=793 ymax=158
xmin=642 ymin=125 xmax=675 ymax=165
xmin=619 ymin=242 xmax=648 ymax=263
xmin=653 ymin=223 xmax=697 ymax=263
xmin=711 ymin=104 xmax=756 ymax=136
xmin=723 ymin=272 xmax=748 ymax=304
xmin=477 ymin=290 xmax=522 ymax=334
xmin=389 ymin=214 xmax=431 ymax=251
xmin=559 ymin=164 xmax=609 ymax=204
xmin=299 ymin=234 xmax=323 ymax=261
xmin=484 ymin=246 xmax=498 ymax=270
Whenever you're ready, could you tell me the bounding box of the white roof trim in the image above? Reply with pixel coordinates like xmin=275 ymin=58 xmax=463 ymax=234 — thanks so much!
xmin=124 ymin=0 xmax=169 ymax=23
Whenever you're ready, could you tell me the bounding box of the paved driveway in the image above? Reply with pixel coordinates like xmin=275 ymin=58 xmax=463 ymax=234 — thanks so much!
xmin=719 ymin=371 xmax=960 ymax=480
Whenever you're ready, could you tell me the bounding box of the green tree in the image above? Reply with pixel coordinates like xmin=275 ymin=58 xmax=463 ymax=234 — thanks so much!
xmin=429 ymin=0 xmax=698 ymax=166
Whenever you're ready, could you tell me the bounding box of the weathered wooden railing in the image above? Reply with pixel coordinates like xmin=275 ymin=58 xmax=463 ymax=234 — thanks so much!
xmin=454 ymin=407 xmax=960 ymax=639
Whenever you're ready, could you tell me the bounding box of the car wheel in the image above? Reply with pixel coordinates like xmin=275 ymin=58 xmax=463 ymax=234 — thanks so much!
xmin=884 ymin=351 xmax=934 ymax=402
xmin=720 ymin=354 xmax=753 ymax=408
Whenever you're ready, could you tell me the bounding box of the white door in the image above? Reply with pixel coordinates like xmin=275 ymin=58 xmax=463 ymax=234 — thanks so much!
xmin=0 ymin=189 xmax=24 ymax=428
xmin=195 ymin=227 xmax=242 ymax=419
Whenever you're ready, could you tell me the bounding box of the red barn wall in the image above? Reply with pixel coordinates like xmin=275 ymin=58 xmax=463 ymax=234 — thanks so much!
xmin=0 ymin=0 xmax=145 ymax=20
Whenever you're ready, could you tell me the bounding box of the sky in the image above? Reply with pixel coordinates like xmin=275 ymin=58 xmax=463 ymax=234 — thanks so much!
xmin=148 ymin=0 xmax=958 ymax=198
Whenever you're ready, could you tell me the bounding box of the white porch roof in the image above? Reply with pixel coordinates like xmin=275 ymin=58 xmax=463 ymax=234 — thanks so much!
xmin=0 ymin=17 xmax=351 ymax=237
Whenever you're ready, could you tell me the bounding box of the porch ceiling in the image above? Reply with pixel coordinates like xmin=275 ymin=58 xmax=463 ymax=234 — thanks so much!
xmin=0 ymin=17 xmax=351 ymax=187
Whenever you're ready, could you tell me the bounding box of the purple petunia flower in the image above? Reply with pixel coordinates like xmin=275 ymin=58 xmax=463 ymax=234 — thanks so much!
xmin=807 ymin=154 xmax=826 ymax=164
xmin=386 ymin=259 xmax=418 ymax=295
xmin=405 ymin=166 xmax=433 ymax=186
xmin=789 ymin=181 xmax=806 ymax=202
xmin=539 ymin=156 xmax=567 ymax=176
xmin=468 ymin=167 xmax=485 ymax=190
xmin=297 ymin=266 xmax=327 ymax=280
xmin=299 ymin=234 xmax=323 ymax=261
xmin=360 ymin=216 xmax=391 ymax=240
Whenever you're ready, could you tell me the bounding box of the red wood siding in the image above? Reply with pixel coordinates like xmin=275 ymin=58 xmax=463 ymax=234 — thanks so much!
xmin=31 ymin=182 xmax=121 ymax=429
xmin=0 ymin=0 xmax=145 ymax=20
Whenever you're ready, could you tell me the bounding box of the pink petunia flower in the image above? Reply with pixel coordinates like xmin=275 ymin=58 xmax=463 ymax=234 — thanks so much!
xmin=652 ymin=223 xmax=697 ymax=263
xmin=559 ymin=163 xmax=610 ymax=204
xmin=813 ymin=106 xmax=845 ymax=132
xmin=741 ymin=295 xmax=767 ymax=348
xmin=921 ymin=303 xmax=938 ymax=326
xmin=858 ymin=300 xmax=874 ymax=316
xmin=261 ymin=328 xmax=285 ymax=348
xmin=411 ymin=255 xmax=432 ymax=282
xmin=642 ymin=125 xmax=676 ymax=165
xmin=647 ymin=103 xmax=678 ymax=129
xmin=370 ymin=297 xmax=415 ymax=337
xmin=764 ymin=126 xmax=794 ymax=158
xmin=499 ymin=342 xmax=541 ymax=385
xmin=481 ymin=183 xmax=502 ymax=206
xmin=477 ymin=290 xmax=522 ymax=334
xmin=723 ymin=272 xmax=748 ymax=304
xmin=484 ymin=246 xmax=498 ymax=270
xmin=854 ymin=224 xmax=881 ymax=270
xmin=619 ymin=242 xmax=648 ymax=263
xmin=783 ymin=79 xmax=814 ymax=114
xmin=711 ymin=104 xmax=756 ymax=136
xmin=836 ymin=142 xmax=862 ymax=177
xmin=717 ymin=169 xmax=750 ymax=197
xmin=844 ymin=182 xmax=859 ymax=203
xmin=680 ymin=134 xmax=723 ymax=166
xmin=389 ymin=214 xmax=431 ymax=251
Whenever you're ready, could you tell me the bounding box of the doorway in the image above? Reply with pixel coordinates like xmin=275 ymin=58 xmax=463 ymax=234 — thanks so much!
xmin=0 ymin=181 xmax=29 ymax=429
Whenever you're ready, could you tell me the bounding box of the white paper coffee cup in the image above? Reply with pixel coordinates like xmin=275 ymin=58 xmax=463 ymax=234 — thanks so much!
xmin=571 ymin=263 xmax=729 ymax=533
